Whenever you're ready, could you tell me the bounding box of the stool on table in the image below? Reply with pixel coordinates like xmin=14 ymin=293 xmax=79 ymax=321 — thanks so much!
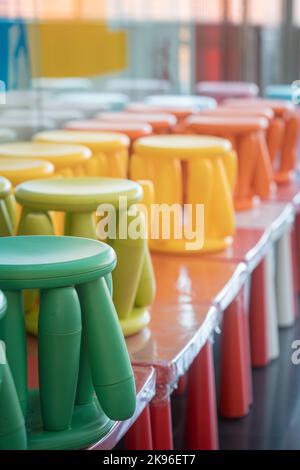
xmin=96 ymin=111 xmax=177 ymax=134
xmin=223 ymin=98 xmax=299 ymax=185
xmin=0 ymin=142 xmax=91 ymax=177
xmin=0 ymin=177 xmax=16 ymax=236
xmin=131 ymin=135 xmax=237 ymax=254
xmin=195 ymin=81 xmax=259 ymax=104
xmin=34 ymin=130 xmax=130 ymax=179
xmin=16 ymin=178 xmax=155 ymax=337
xmin=186 ymin=115 xmax=273 ymax=211
xmin=0 ymin=236 xmax=136 ymax=450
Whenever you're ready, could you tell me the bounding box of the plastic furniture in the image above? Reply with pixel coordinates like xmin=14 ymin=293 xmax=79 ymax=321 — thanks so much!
xmin=0 ymin=158 xmax=54 ymax=186
xmin=126 ymin=257 xmax=249 ymax=449
xmin=187 ymin=115 xmax=273 ymax=211
xmin=16 ymin=178 xmax=155 ymax=337
xmin=0 ymin=116 xmax=55 ymax=141
xmin=131 ymin=135 xmax=236 ymax=253
xmin=0 ymin=142 xmax=91 ymax=177
xmin=34 ymin=130 xmax=130 ymax=178
xmin=1 ymin=108 xmax=85 ymax=128
xmin=0 ymin=177 xmax=16 ymax=236
xmin=265 ymin=84 xmax=294 ymax=101
xmin=195 ymin=81 xmax=259 ymax=103
xmin=31 ymin=77 xmax=92 ymax=92
xmin=0 ymin=236 xmax=136 ymax=450
xmin=224 ymin=99 xmax=299 ymax=184
xmin=96 ymin=111 xmax=177 ymax=134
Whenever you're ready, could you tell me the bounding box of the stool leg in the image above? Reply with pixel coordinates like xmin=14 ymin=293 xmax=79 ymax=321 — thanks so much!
xmin=64 ymin=212 xmax=96 ymax=239
xmin=38 ymin=287 xmax=82 ymax=432
xmin=0 ymin=290 xmax=27 ymax=417
xmin=249 ymin=259 xmax=269 ymax=367
xmin=108 ymin=149 xmax=128 ymax=179
xmin=134 ymin=245 xmax=156 ymax=308
xmin=185 ymin=342 xmax=219 ymax=450
xmin=124 ymin=405 xmax=153 ymax=450
xmin=0 ymin=200 xmax=13 ymax=236
xmin=276 ymin=230 xmax=296 ymax=327
xmin=4 ymin=194 xmax=17 ymax=232
xmin=77 ymin=277 xmax=136 ymax=421
xmin=18 ymin=209 xmax=55 ymax=236
xmin=0 ymin=348 xmax=27 ymax=450
xmin=220 ymin=287 xmax=252 ymax=418
xmin=265 ymin=248 xmax=280 ymax=361
xmin=150 ymin=396 xmax=173 ymax=450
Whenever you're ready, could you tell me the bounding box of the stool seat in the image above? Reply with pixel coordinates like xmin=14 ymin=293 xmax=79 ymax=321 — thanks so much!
xmin=134 ymin=135 xmax=231 ymax=159
xmin=200 ymin=107 xmax=274 ymax=120
xmin=54 ymin=92 xmax=129 ymax=111
xmin=16 ymin=177 xmax=143 ymax=212
xmin=0 ymin=236 xmax=116 ymax=289
xmin=145 ymin=94 xmax=217 ymax=110
xmin=187 ymin=115 xmax=269 ymax=133
xmin=266 ymin=84 xmax=293 ymax=101
xmin=96 ymin=111 xmax=177 ymax=131
xmin=195 ymin=81 xmax=259 ymax=101
xmin=65 ymin=120 xmax=152 ymax=141
xmin=35 ymin=130 xmax=130 ymax=154
xmin=0 ymin=176 xmax=12 ymax=198
xmin=126 ymin=102 xmax=198 ymax=120
xmin=0 ymin=158 xmax=54 ymax=186
xmin=0 ymin=142 xmax=91 ymax=171
xmin=224 ymin=98 xmax=294 ymax=117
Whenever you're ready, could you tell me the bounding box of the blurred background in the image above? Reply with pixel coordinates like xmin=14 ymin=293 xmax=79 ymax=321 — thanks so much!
xmin=0 ymin=0 xmax=300 ymax=97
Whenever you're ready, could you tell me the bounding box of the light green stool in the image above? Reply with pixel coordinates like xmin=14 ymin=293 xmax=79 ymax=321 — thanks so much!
xmin=0 ymin=291 xmax=27 ymax=450
xmin=0 ymin=236 xmax=136 ymax=450
xmin=0 ymin=177 xmax=16 ymax=236
xmin=16 ymin=178 xmax=155 ymax=337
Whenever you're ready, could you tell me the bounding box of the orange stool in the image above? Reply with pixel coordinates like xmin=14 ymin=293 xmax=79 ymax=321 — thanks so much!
xmin=195 ymin=81 xmax=259 ymax=104
xmin=34 ymin=130 xmax=130 ymax=178
xmin=187 ymin=115 xmax=273 ymax=211
xmin=131 ymin=135 xmax=236 ymax=253
xmin=64 ymin=120 xmax=152 ymax=151
xmin=224 ymin=99 xmax=299 ymax=184
xmin=96 ymin=111 xmax=177 ymax=134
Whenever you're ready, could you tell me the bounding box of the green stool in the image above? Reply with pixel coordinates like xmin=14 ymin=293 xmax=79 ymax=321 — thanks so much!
xmin=0 ymin=291 xmax=27 ymax=450
xmin=0 ymin=236 xmax=136 ymax=450
xmin=16 ymin=178 xmax=155 ymax=337
xmin=0 ymin=177 xmax=16 ymax=236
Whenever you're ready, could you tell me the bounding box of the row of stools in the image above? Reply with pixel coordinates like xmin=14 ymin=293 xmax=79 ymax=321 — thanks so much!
xmin=0 ymin=81 xmax=299 ymax=450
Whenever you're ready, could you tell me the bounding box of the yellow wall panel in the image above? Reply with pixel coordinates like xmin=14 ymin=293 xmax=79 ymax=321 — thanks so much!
xmin=27 ymin=21 xmax=127 ymax=78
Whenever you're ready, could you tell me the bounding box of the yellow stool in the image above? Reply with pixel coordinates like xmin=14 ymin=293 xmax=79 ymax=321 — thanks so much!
xmin=0 ymin=142 xmax=91 ymax=177
xmin=131 ymin=135 xmax=236 ymax=254
xmin=34 ymin=131 xmax=130 ymax=179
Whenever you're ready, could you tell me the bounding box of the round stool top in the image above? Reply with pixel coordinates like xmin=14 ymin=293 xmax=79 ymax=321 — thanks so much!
xmin=265 ymin=84 xmax=293 ymax=101
xmin=0 ymin=290 xmax=7 ymax=321
xmin=200 ymin=106 xmax=274 ymax=120
xmin=16 ymin=177 xmax=143 ymax=212
xmin=0 ymin=128 xmax=17 ymax=143
xmin=126 ymin=101 xmax=213 ymax=119
xmin=105 ymin=78 xmax=171 ymax=94
xmin=145 ymin=94 xmax=217 ymax=110
xmin=0 ymin=158 xmax=54 ymax=186
xmin=64 ymin=120 xmax=153 ymax=141
xmin=195 ymin=81 xmax=259 ymax=99
xmin=187 ymin=115 xmax=269 ymax=133
xmin=54 ymin=92 xmax=129 ymax=111
xmin=134 ymin=135 xmax=231 ymax=159
xmin=96 ymin=111 xmax=177 ymax=131
xmin=0 ymin=176 xmax=12 ymax=198
xmin=31 ymin=77 xmax=92 ymax=92
xmin=0 ymin=142 xmax=91 ymax=170
xmin=34 ymin=130 xmax=130 ymax=153
xmin=2 ymin=108 xmax=85 ymax=125
xmin=223 ymin=98 xmax=295 ymax=117
xmin=0 ymin=236 xmax=116 ymax=290
xmin=0 ymin=116 xmax=55 ymax=130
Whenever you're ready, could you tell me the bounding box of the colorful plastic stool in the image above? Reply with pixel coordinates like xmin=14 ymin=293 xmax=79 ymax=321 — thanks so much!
xmin=0 ymin=142 xmax=91 ymax=177
xmin=0 ymin=158 xmax=54 ymax=186
xmin=131 ymin=135 xmax=236 ymax=253
xmin=0 ymin=117 xmax=55 ymax=141
xmin=0 ymin=177 xmax=16 ymax=236
xmin=64 ymin=120 xmax=152 ymax=147
xmin=0 ymin=236 xmax=136 ymax=450
xmin=0 ymin=291 xmax=27 ymax=450
xmin=96 ymin=111 xmax=177 ymax=134
xmin=16 ymin=178 xmax=155 ymax=337
xmin=265 ymin=84 xmax=294 ymax=101
xmin=48 ymin=92 xmax=129 ymax=117
xmin=195 ymin=81 xmax=259 ymax=103
xmin=224 ymin=99 xmax=299 ymax=184
xmin=0 ymin=128 xmax=16 ymax=143
xmin=186 ymin=115 xmax=273 ymax=211
xmin=34 ymin=130 xmax=130 ymax=178
xmin=31 ymin=77 xmax=92 ymax=92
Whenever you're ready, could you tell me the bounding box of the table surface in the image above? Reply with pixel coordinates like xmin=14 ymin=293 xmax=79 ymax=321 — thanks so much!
xmin=27 ymin=336 xmax=156 ymax=450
